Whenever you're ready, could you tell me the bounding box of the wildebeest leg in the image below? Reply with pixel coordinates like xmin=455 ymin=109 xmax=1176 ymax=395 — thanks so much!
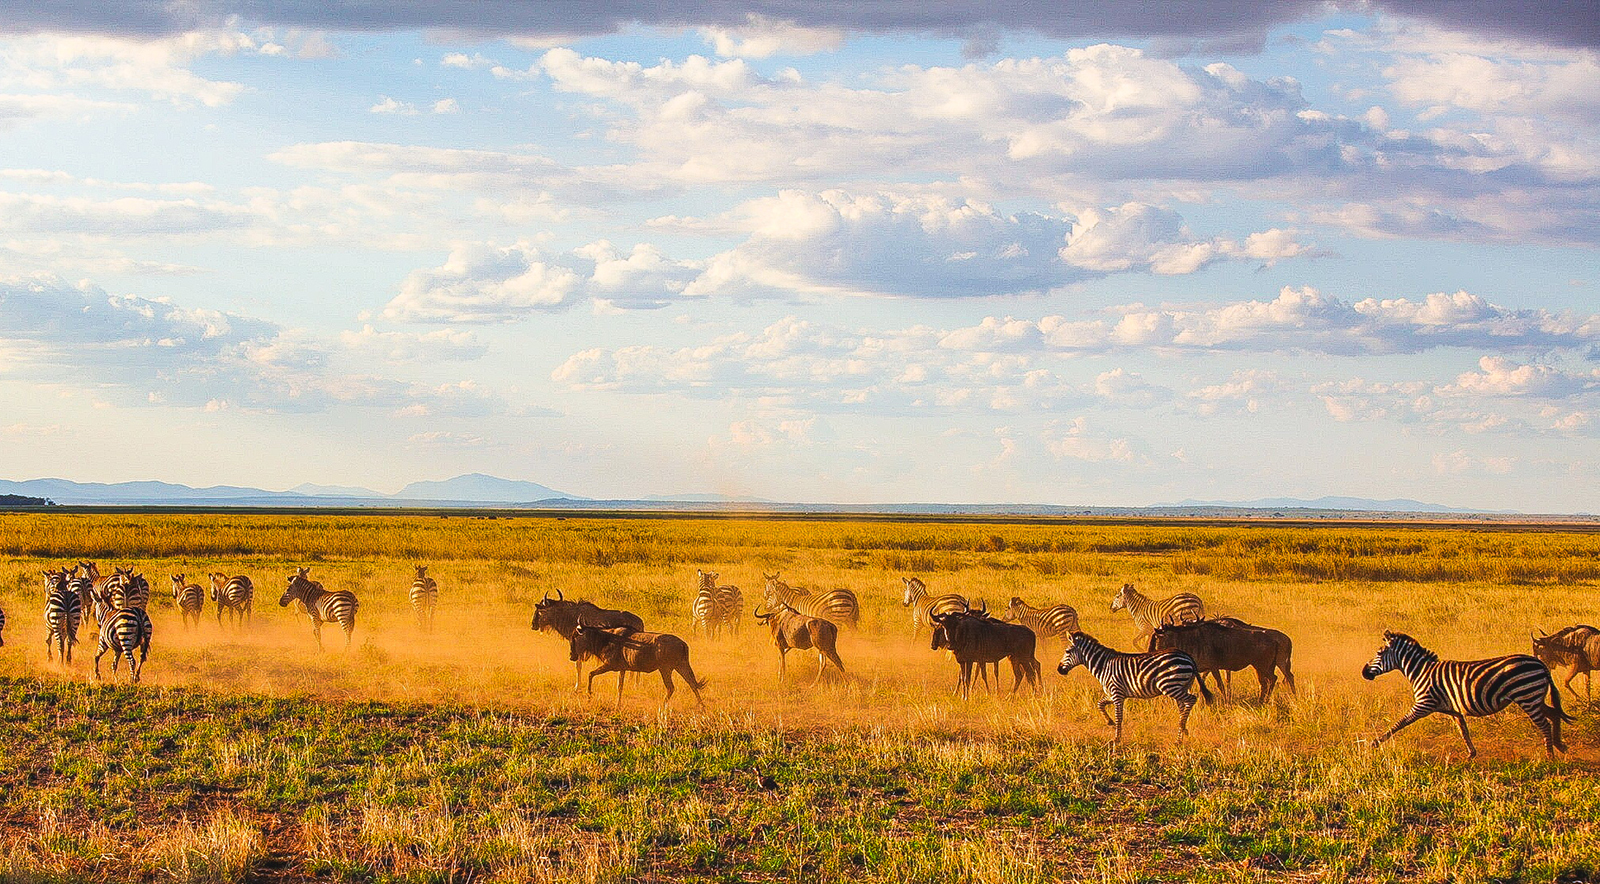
xmin=820 ymin=646 xmax=846 ymax=680
xmin=1372 ymin=706 xmax=1433 ymax=749
xmin=778 ymin=646 xmax=789 ymax=682
xmin=957 ymin=660 xmax=972 ymax=699
xmin=1255 ymin=663 xmax=1274 ymax=704
xmin=585 ymin=663 xmax=619 ymax=696
xmin=573 ymin=660 xmax=585 ymax=692
xmin=617 ymin=671 xmax=627 ymax=705
xmin=659 ymin=669 xmax=675 ymax=706
xmin=1009 ymin=658 xmax=1024 ymax=695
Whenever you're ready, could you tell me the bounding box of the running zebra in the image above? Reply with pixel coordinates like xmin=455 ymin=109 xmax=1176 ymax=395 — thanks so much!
xmin=280 ymin=567 xmax=359 ymax=650
xmin=901 ymin=576 xmax=969 ymax=635
xmin=43 ymin=569 xmax=82 ymax=662
xmin=68 ymin=566 xmax=98 ymax=629
xmin=763 ymin=573 xmax=860 ymax=629
xmin=209 ymin=573 xmax=253 ymax=628
xmin=692 ymin=570 xmax=743 ymax=638
xmin=1362 ymin=631 xmax=1572 ymax=759
xmin=1057 ymin=631 xmax=1211 ymax=743
xmin=410 ymin=565 xmax=438 ymax=632
xmin=1005 ymin=597 xmax=1080 ymax=643
xmin=95 ymin=606 xmax=153 ymax=683
xmin=170 ymin=574 xmax=204 ymax=630
xmin=1111 ymin=583 xmax=1204 ymax=643
xmin=119 ymin=570 xmax=151 ymax=610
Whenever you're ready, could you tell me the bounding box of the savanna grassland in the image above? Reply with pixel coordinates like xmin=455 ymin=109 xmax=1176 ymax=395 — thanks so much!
xmin=1 ymin=511 xmax=1599 ymax=883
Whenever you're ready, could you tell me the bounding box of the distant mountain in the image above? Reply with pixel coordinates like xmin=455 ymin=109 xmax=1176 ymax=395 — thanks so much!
xmin=394 ymin=473 xmax=582 ymax=502
xmin=290 ymin=482 xmax=383 ymax=498
xmin=0 ymin=478 xmax=280 ymax=503
xmin=1170 ymin=496 xmax=1511 ymax=514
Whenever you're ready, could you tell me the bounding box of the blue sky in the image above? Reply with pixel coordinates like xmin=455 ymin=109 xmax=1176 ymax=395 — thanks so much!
xmin=0 ymin=2 xmax=1596 ymax=510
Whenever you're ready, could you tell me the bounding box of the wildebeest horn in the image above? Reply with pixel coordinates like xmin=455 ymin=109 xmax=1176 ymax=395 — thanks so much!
xmin=1539 ymin=627 xmax=1548 ymax=637
xmin=975 ymin=599 xmax=987 ymax=614
xmin=542 ymin=589 xmax=551 ymax=602
xmin=555 ymin=587 xmax=564 ymax=601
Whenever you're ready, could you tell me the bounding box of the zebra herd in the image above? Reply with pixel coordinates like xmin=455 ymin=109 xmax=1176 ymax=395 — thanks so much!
xmin=3 ymin=560 xmax=1589 ymax=758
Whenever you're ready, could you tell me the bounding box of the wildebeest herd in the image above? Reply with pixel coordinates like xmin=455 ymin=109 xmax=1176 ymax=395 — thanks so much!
xmin=4 ymin=562 xmax=1591 ymax=757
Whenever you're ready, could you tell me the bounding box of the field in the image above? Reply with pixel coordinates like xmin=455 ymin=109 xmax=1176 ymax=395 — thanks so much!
xmin=1 ymin=512 xmax=1599 ymax=883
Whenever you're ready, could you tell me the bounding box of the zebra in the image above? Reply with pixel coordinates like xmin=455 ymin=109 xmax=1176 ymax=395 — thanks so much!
xmin=901 ymin=577 xmax=970 ymax=635
xmin=410 ymin=565 xmax=438 ymax=631
xmin=68 ymin=567 xmax=98 ymax=629
xmin=1111 ymin=583 xmax=1204 ymax=643
xmin=1362 ymin=631 xmax=1572 ymax=759
xmin=693 ymin=570 xmax=743 ymax=638
xmin=1004 ymin=596 xmax=1080 ymax=644
xmin=170 ymin=574 xmax=204 ymax=630
xmin=280 ymin=566 xmax=359 ymax=650
xmin=763 ymin=573 xmax=860 ymax=629
xmin=95 ymin=606 xmax=153 ymax=683
xmin=0 ymin=603 xmax=6 ymax=647
xmin=43 ymin=569 xmax=83 ymax=662
xmin=1057 ymin=631 xmax=1211 ymax=743
xmin=209 ymin=573 xmax=254 ymax=628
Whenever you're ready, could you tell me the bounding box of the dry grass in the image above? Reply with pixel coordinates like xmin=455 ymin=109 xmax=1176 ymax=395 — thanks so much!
xmin=0 ymin=512 xmax=1597 ymax=881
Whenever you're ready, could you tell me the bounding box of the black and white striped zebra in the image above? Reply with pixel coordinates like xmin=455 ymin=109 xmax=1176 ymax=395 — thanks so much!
xmin=0 ymin=602 xmax=6 ymax=647
xmin=1362 ymin=631 xmax=1572 ymax=759
xmin=1111 ymin=583 xmax=1204 ymax=643
xmin=1005 ymin=597 xmax=1079 ymax=643
xmin=901 ymin=576 xmax=970 ymax=635
xmin=280 ymin=566 xmax=359 ymax=650
xmin=95 ymin=606 xmax=153 ymax=683
xmin=170 ymin=574 xmax=204 ymax=630
xmin=42 ymin=568 xmax=82 ymax=663
xmin=763 ymin=573 xmax=860 ymax=630
xmin=209 ymin=573 xmax=253 ymax=628
xmin=410 ymin=565 xmax=438 ymax=632
xmin=68 ymin=567 xmax=98 ymax=629
xmin=1057 ymin=631 xmax=1211 ymax=743
xmin=692 ymin=570 xmax=742 ymax=638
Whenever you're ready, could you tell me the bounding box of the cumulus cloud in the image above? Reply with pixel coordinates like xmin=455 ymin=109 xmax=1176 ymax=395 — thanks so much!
xmin=0 ymin=31 xmax=267 ymax=107
xmin=0 ymin=274 xmax=503 ymax=415
xmin=385 ymin=240 xmax=700 ymax=322
xmin=1045 ymin=417 xmax=1139 ymax=463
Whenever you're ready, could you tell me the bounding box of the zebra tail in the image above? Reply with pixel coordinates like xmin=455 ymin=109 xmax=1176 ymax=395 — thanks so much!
xmin=1549 ymin=682 xmax=1575 ymax=723
xmin=1195 ymin=671 xmax=1215 ymax=706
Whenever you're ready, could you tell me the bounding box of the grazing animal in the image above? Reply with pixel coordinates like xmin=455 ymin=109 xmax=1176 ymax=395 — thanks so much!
xmin=569 ymin=625 xmax=706 ymax=707
xmin=209 ymin=573 xmax=254 ymax=627
xmin=1057 ymin=631 xmax=1210 ymax=743
xmin=929 ymin=610 xmax=1041 ymax=699
xmin=1531 ymin=625 xmax=1600 ymax=702
xmin=1111 ymin=583 xmax=1205 ymax=643
xmin=42 ymin=569 xmax=82 ymax=662
xmin=95 ymin=607 xmax=153 ymax=683
xmin=1004 ymin=597 xmax=1080 ymax=644
xmin=170 ymin=574 xmax=205 ymax=630
xmin=763 ymin=573 xmax=860 ymax=630
xmin=901 ymin=577 xmax=970 ymax=635
xmin=410 ymin=565 xmax=439 ymax=631
xmin=753 ymin=602 xmax=847 ymax=684
xmin=1362 ymin=631 xmax=1572 ymax=759
xmin=1149 ymin=618 xmax=1295 ymax=703
xmin=530 ymin=589 xmax=646 ymax=690
xmin=279 ymin=567 xmax=359 ymax=650
xmin=692 ymin=570 xmax=742 ymax=638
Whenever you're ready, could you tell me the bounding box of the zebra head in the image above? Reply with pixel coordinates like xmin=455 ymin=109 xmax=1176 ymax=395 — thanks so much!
xmin=42 ymin=568 xmax=67 ymax=594
xmin=1057 ymin=632 xmax=1091 ymax=676
xmin=1110 ymin=583 xmax=1133 ymax=613
xmin=1004 ymin=597 xmax=1027 ymax=621
xmin=280 ymin=566 xmax=314 ymax=607
xmin=414 ymin=565 xmax=428 ymax=580
xmin=697 ymin=570 xmax=717 ymax=591
xmin=901 ymin=576 xmax=925 ymax=606
xmin=171 ymin=574 xmax=185 ymax=598
xmin=1362 ymin=631 xmax=1432 ymax=680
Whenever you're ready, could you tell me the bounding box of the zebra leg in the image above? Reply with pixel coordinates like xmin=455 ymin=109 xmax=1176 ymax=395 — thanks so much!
xmin=1114 ymin=700 xmax=1126 ymax=744
xmin=1373 ymin=706 xmax=1433 ymax=748
xmin=1444 ymin=712 xmax=1477 ymax=759
xmin=1176 ymin=691 xmax=1196 ymax=736
xmin=1096 ymin=698 xmax=1117 ymax=727
xmin=1522 ymin=695 xmax=1568 ymax=756
xmin=128 ymin=647 xmax=140 ymax=684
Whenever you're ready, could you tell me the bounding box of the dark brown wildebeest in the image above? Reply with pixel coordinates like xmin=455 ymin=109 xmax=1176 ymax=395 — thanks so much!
xmin=1532 ymin=625 xmax=1600 ymax=702
xmin=569 ymin=625 xmax=706 ymax=707
xmin=530 ymin=589 xmax=646 ymax=690
xmin=930 ymin=610 xmax=1041 ymax=700
xmin=1148 ymin=618 xmax=1295 ymax=703
xmin=753 ymin=601 xmax=847 ymax=684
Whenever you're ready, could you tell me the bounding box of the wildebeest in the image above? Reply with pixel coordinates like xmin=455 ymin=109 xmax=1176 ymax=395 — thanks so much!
xmin=753 ymin=601 xmax=847 ymax=684
xmin=530 ymin=589 xmax=646 ymax=690
xmin=1531 ymin=625 xmax=1600 ymax=702
xmin=569 ymin=625 xmax=706 ymax=708
xmin=1149 ymin=618 xmax=1296 ymax=703
xmin=930 ymin=610 xmax=1040 ymax=699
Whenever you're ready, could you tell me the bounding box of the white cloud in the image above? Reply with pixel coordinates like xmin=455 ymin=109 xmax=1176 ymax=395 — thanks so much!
xmin=0 ymin=32 xmax=259 ymax=107
xmin=700 ymin=15 xmax=845 ymax=59
xmin=431 ymin=97 xmax=459 ymax=114
xmin=337 ymin=325 xmax=487 ymax=363
xmin=370 ymin=95 xmax=418 ymax=115
xmin=1045 ymin=417 xmax=1138 ymax=463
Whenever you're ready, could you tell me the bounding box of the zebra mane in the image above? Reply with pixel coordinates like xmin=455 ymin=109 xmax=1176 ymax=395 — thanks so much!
xmin=1384 ymin=631 xmax=1438 ymax=662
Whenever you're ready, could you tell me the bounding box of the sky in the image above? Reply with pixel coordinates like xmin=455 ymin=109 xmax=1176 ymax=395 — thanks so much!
xmin=0 ymin=1 xmax=1596 ymax=511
